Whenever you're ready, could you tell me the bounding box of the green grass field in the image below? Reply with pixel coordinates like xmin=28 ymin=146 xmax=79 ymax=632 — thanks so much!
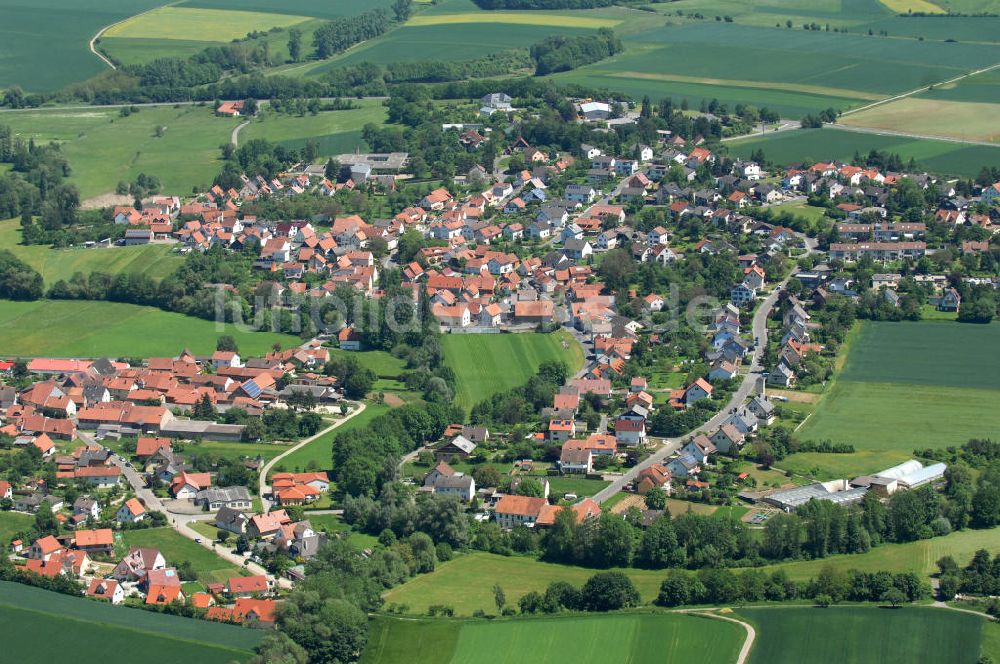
xmin=1 ymin=105 xmax=237 ymax=199
xmin=0 ymin=512 xmax=33 ymax=546
xmin=239 ymin=102 xmax=387 ymax=158
xmin=798 ymin=321 xmax=1000 ymax=468
xmin=386 ymin=527 xmax=1000 ymax=615
xmin=442 ymin=331 xmax=585 ymax=411
xmin=180 ymin=439 xmax=293 ymax=462
xmin=738 ymin=606 xmax=983 ymax=664
xmin=120 ymin=527 xmax=245 ymax=585
xmin=272 ymin=403 xmax=391 ymax=474
xmin=0 ymin=299 xmax=299 ymax=357
xmin=728 ymin=127 xmax=1000 ymax=178
xmin=362 ymin=613 xmax=744 ymax=664
xmin=0 ymin=218 xmax=182 ymax=284
xmin=0 ymin=581 xmax=257 ymax=662
xmin=0 ymin=0 xmax=166 ymax=91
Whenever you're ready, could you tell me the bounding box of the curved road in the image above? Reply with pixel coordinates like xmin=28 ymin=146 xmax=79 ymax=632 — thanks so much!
xmin=678 ymin=609 xmax=756 ymax=664
xmin=258 ymin=402 xmax=366 ymax=511
xmin=592 ymin=236 xmax=817 ymax=504
xmin=231 ymin=120 xmax=250 ymax=147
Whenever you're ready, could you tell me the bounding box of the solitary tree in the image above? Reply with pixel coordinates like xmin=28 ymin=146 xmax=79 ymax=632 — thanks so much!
xmin=881 ymin=588 xmax=906 ymax=608
xmin=493 ymin=584 xmax=506 ymax=613
xmin=287 ymin=28 xmax=302 ymax=62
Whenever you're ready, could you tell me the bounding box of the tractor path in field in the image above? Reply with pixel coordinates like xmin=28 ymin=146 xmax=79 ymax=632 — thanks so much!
xmin=840 ymin=61 xmax=1000 ymax=118
xmin=231 ymin=120 xmax=250 ymax=147
xmin=676 ymin=609 xmax=756 ymax=664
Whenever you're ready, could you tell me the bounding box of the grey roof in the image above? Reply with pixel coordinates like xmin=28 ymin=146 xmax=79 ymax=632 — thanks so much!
xmin=197 ymin=486 xmax=252 ymax=504
xmin=435 ymin=475 xmax=475 ymax=490
xmin=445 ymin=435 xmax=476 ymax=455
xmin=765 ymin=483 xmax=868 ymax=509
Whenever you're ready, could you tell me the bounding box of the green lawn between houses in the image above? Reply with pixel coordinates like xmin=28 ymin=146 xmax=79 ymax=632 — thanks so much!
xmin=442 ymin=331 xmax=586 ymax=412
xmin=738 ymin=606 xmax=985 ymax=664
xmin=0 ymin=581 xmax=260 ymax=663
xmin=0 ymin=511 xmax=33 ymax=547
xmin=0 ymin=218 xmax=182 ymax=285
xmin=0 ymin=299 xmax=299 ymax=357
xmin=384 ymin=527 xmax=1000 ymax=615
xmin=360 ymin=612 xmax=744 ymax=664
xmin=792 ymin=320 xmax=1000 ymax=474
xmin=270 ymin=403 xmax=391 ymax=475
xmin=119 ymin=527 xmax=247 ymax=585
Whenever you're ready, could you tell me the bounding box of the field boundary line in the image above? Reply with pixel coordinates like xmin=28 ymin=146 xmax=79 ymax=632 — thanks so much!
xmin=840 ymin=61 xmax=1000 ymax=118
xmin=823 ymin=123 xmax=1000 ymax=149
xmin=89 ymin=1 xmax=182 ymax=70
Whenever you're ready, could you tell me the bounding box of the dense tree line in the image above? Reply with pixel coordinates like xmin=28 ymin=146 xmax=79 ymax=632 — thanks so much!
xmin=331 ymin=402 xmax=461 ymax=496
xmin=313 ymin=10 xmax=391 ymax=59
xmin=343 ymin=482 xmax=471 ymax=548
xmin=0 ymin=250 xmax=43 ymax=300
xmin=473 ymin=0 xmax=615 ymax=8
xmin=530 ymin=29 xmax=623 ymax=76
xmin=938 ymin=549 xmax=1000 ymax=599
xmin=655 ymin=565 xmax=928 ymax=607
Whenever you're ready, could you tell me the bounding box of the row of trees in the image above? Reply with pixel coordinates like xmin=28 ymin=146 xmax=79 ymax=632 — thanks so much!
xmin=656 ymin=566 xmax=928 ymax=607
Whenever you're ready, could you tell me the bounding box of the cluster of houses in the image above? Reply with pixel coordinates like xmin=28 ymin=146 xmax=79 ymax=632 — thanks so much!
xmin=14 ymin=531 xmax=277 ymax=626
xmin=1 ymin=346 xmax=336 ymax=446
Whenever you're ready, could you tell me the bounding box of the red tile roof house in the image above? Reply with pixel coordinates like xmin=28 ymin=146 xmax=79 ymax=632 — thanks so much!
xmin=74 ymin=528 xmax=115 ymax=556
xmin=227 ymin=574 xmax=270 ymax=598
xmin=494 ymin=495 xmax=548 ymax=530
xmin=86 ymin=578 xmax=125 ymax=604
xmin=117 ymin=497 xmax=146 ymax=524
xmin=143 ymin=567 xmax=184 ymax=606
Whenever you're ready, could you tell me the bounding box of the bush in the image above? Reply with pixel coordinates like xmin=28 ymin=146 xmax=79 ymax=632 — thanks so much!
xmin=580 ymin=572 xmax=640 ymax=611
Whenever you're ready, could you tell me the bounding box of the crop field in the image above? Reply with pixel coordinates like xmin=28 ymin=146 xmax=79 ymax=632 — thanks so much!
xmin=386 ymin=527 xmax=1000 ymax=615
xmin=104 ymin=7 xmax=311 ymax=42
xmin=798 ymin=321 xmax=1000 ymax=461
xmin=0 ymin=0 xmax=165 ymax=91
xmin=917 ymin=69 xmax=1000 ymax=104
xmin=406 ymin=12 xmax=620 ymax=28
xmin=362 ymin=613 xmax=744 ymax=664
xmin=273 ymin=403 xmax=391 ymax=474
xmin=842 ymin=97 xmax=1000 ymax=143
xmin=239 ymin=102 xmax=387 ymax=158
xmin=180 ymin=0 xmax=394 ymax=20
xmin=1 ymin=105 xmax=237 ymax=199
xmin=0 ymin=581 xmax=259 ymax=663
xmin=557 ymin=18 xmax=1000 ymax=116
xmin=0 ymin=218 xmax=182 ymax=284
xmin=119 ymin=527 xmax=245 ymax=585
xmin=442 ymin=331 xmax=585 ymax=411
xmin=728 ymin=127 xmax=1000 ymax=177
xmin=738 ymin=607 xmax=983 ymax=664
xmin=0 ymin=299 xmax=299 ymax=358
